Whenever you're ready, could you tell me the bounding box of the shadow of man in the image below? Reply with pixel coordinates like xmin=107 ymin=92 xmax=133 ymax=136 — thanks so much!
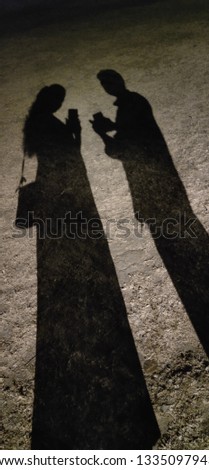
xmin=91 ymin=69 xmax=209 ymax=357
xmin=17 ymin=84 xmax=160 ymax=449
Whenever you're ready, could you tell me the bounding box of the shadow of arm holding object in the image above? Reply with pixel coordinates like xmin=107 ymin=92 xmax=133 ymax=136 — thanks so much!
xmin=91 ymin=115 xmax=127 ymax=160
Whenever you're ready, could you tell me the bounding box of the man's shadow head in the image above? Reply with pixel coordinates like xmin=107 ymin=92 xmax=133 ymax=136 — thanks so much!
xmin=97 ymin=70 xmax=126 ymax=97
xmin=32 ymin=84 xmax=66 ymax=115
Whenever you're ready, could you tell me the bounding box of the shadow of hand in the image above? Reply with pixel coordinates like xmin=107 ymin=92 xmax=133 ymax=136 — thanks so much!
xmin=90 ymin=112 xmax=115 ymax=135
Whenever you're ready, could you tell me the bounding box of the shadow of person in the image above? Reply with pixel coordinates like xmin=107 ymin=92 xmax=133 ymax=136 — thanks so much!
xmin=19 ymin=84 xmax=160 ymax=449
xmin=91 ymin=69 xmax=209 ymax=357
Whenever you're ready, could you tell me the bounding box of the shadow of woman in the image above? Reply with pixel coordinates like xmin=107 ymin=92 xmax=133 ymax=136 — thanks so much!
xmin=92 ymin=69 xmax=209 ymax=358
xmin=18 ymin=84 xmax=160 ymax=449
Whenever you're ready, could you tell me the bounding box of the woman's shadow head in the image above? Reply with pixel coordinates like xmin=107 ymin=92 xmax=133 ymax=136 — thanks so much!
xmin=32 ymin=84 xmax=66 ymax=114
xmin=23 ymin=84 xmax=66 ymax=157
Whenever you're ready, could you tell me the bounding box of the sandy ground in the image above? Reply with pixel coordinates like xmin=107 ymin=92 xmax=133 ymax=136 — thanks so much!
xmin=1 ymin=0 xmax=209 ymax=450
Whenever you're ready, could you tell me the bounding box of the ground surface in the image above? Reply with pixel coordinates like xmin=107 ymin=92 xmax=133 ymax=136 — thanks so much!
xmin=1 ymin=0 xmax=209 ymax=450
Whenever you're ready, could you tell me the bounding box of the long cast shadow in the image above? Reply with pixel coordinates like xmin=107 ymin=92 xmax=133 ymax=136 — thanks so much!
xmin=17 ymin=84 xmax=160 ymax=449
xmin=92 ymin=69 xmax=209 ymax=357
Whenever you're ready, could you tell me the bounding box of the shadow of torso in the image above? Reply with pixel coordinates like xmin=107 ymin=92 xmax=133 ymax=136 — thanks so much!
xmin=24 ymin=109 xmax=160 ymax=449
